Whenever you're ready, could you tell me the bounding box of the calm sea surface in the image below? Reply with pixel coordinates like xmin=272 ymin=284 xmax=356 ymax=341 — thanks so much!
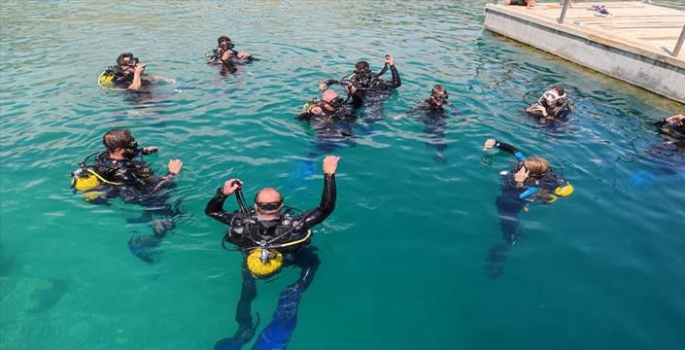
xmin=1 ymin=1 xmax=684 ymax=349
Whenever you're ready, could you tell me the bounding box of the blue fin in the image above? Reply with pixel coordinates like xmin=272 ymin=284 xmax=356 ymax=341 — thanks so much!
xmin=630 ymin=170 xmax=655 ymax=188
xmin=252 ymin=283 xmax=304 ymax=350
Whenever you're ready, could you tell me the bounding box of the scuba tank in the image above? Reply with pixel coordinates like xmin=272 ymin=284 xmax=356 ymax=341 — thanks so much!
xmin=70 ymin=152 xmax=123 ymax=202
xmin=301 ymin=98 xmax=320 ymax=113
xmin=98 ymin=66 xmax=118 ymax=88
xmin=224 ymin=183 xmax=311 ymax=278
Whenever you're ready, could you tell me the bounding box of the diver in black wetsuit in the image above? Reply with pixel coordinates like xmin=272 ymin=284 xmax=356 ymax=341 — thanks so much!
xmin=73 ymin=129 xmax=183 ymax=263
xmin=318 ymin=55 xmax=401 ymax=107
xmin=206 ymin=36 xmax=256 ymax=76
xmin=297 ymin=89 xmax=357 ymax=144
xmin=482 ymin=138 xmax=574 ymax=278
xmin=649 ymin=114 xmax=685 ymax=146
xmin=395 ymin=84 xmax=458 ymax=163
xmin=525 ymin=86 xmax=572 ymax=122
xmin=105 ymin=52 xmax=175 ymax=91
xmin=205 ymin=156 xmax=339 ymax=350
xmin=629 ymin=113 xmax=685 ymax=187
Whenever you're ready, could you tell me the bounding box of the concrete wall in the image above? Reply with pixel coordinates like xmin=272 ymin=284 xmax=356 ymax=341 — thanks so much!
xmin=484 ymin=8 xmax=685 ymax=104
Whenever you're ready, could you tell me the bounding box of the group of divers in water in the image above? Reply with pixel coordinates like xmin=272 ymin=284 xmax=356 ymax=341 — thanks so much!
xmin=77 ymin=36 xmax=685 ymax=349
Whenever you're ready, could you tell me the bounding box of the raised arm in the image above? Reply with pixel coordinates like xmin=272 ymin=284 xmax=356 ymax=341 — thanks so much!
xmin=296 ymin=156 xmax=339 ymax=230
xmin=483 ymin=139 xmax=525 ymax=161
xmin=376 ymin=55 xmax=401 ymax=89
xmin=649 ymin=114 xmax=685 ymax=127
xmin=128 ymin=64 xmax=145 ymax=91
xmin=205 ymin=179 xmax=242 ymax=225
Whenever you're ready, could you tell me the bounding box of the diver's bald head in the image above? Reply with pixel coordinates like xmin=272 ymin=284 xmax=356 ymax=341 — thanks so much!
xmin=254 ymin=187 xmax=283 ymax=204
xmin=322 ymin=90 xmax=338 ymax=103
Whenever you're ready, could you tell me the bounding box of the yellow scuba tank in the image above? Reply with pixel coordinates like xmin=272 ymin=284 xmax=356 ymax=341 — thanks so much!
xmin=71 ymin=168 xmax=103 ymax=192
xmin=301 ymin=98 xmax=319 ymax=113
xmin=98 ymin=70 xmax=115 ymax=88
xmin=70 ymin=159 xmax=123 ymax=202
xmin=243 ymin=229 xmax=312 ymax=278
xmin=205 ymin=50 xmax=217 ymax=62
xmin=554 ymin=184 xmax=574 ymax=197
xmin=246 ymin=248 xmax=284 ymax=278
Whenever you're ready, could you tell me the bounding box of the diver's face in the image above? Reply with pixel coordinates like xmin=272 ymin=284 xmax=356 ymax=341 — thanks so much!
xmin=355 ymin=68 xmax=371 ymax=84
xmin=121 ymin=139 xmax=139 ymax=158
xmin=322 ymin=94 xmax=341 ymax=111
xmin=219 ymin=40 xmax=235 ymax=52
xmin=430 ymin=89 xmax=448 ymax=107
xmin=120 ymin=56 xmax=136 ymax=75
xmin=543 ymin=90 xmax=560 ymax=106
xmin=254 ymin=200 xmax=283 ymax=217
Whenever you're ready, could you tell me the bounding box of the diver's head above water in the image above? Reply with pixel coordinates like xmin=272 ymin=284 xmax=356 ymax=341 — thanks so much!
xmin=254 ymin=187 xmax=284 ymax=220
xmin=321 ymin=90 xmax=343 ymax=111
xmin=521 ymin=157 xmax=549 ymax=179
xmin=354 ymin=61 xmax=372 ymax=85
xmin=217 ymin=36 xmax=235 ymax=51
xmin=116 ymin=52 xmax=144 ymax=76
xmin=103 ymin=129 xmax=139 ymax=160
xmin=429 ymin=84 xmax=449 ymax=108
xmin=541 ymin=86 xmax=566 ymax=107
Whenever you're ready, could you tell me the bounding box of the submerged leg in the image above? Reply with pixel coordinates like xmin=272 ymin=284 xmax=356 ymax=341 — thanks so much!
xmin=424 ymin=123 xmax=448 ymax=164
xmin=126 ymin=197 xmax=180 ymax=263
xmin=215 ymin=267 xmax=259 ymax=350
xmin=495 ymin=194 xmax=526 ymax=245
xmin=486 ymin=194 xmax=526 ymax=278
xmin=252 ymin=248 xmax=320 ymax=350
xmin=127 ymin=235 xmax=162 ymax=264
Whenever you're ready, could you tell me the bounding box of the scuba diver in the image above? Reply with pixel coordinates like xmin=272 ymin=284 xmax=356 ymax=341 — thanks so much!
xmin=482 ymin=138 xmax=574 ymax=278
xmin=630 ymin=114 xmax=685 ymax=188
xmin=295 ymin=90 xmax=356 ymax=181
xmin=70 ymin=129 xmax=183 ymax=263
xmin=318 ymin=55 xmax=401 ymax=107
xmin=525 ymin=87 xmax=572 ymax=122
xmin=99 ymin=52 xmax=175 ymax=91
xmin=297 ymin=89 xmax=356 ymax=139
xmin=205 ymin=156 xmax=339 ymax=350
xmin=648 ymin=114 xmax=685 ymax=145
xmin=206 ymin=36 xmax=256 ymax=76
xmin=394 ymin=84 xmax=458 ymax=163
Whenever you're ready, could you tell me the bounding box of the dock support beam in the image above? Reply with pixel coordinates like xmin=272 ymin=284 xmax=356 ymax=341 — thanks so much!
xmin=674 ymin=24 xmax=685 ymax=57
xmin=558 ymin=0 xmax=571 ymax=24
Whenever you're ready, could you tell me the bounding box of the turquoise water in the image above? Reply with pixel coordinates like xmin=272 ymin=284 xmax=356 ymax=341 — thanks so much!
xmin=1 ymin=1 xmax=684 ymax=349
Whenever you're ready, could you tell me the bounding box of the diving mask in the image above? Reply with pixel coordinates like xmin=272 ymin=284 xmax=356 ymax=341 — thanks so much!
xmin=542 ymin=90 xmax=565 ymax=104
xmin=256 ymin=201 xmax=283 ymax=212
xmin=431 ymin=91 xmax=449 ymax=105
xmin=220 ymin=41 xmax=235 ymax=50
xmin=126 ymin=139 xmax=139 ymax=152
xmin=355 ymin=69 xmax=372 ymax=85
xmin=325 ymin=97 xmax=344 ymax=109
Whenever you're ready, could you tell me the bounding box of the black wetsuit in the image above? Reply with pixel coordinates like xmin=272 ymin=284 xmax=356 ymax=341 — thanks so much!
xmin=109 ymin=66 xmax=134 ymax=89
xmin=298 ymin=100 xmax=357 ymax=150
xmin=205 ymin=174 xmax=336 ymax=350
xmin=527 ymin=98 xmax=572 ymax=121
xmin=208 ymin=48 xmax=239 ymax=65
xmin=651 ymin=119 xmax=685 ymax=143
xmin=93 ymin=152 xmax=177 ymax=202
xmin=208 ymin=48 xmax=256 ymax=75
xmin=323 ymin=64 xmax=402 ymax=107
xmin=486 ymin=141 xmax=570 ymax=278
xmin=108 ymin=66 xmax=153 ymax=102
xmin=92 ymin=151 xmax=180 ymax=262
xmin=407 ymin=99 xmax=458 ymax=163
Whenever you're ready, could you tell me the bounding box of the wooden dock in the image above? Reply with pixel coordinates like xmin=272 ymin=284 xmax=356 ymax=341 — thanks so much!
xmin=484 ymin=1 xmax=685 ymax=104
